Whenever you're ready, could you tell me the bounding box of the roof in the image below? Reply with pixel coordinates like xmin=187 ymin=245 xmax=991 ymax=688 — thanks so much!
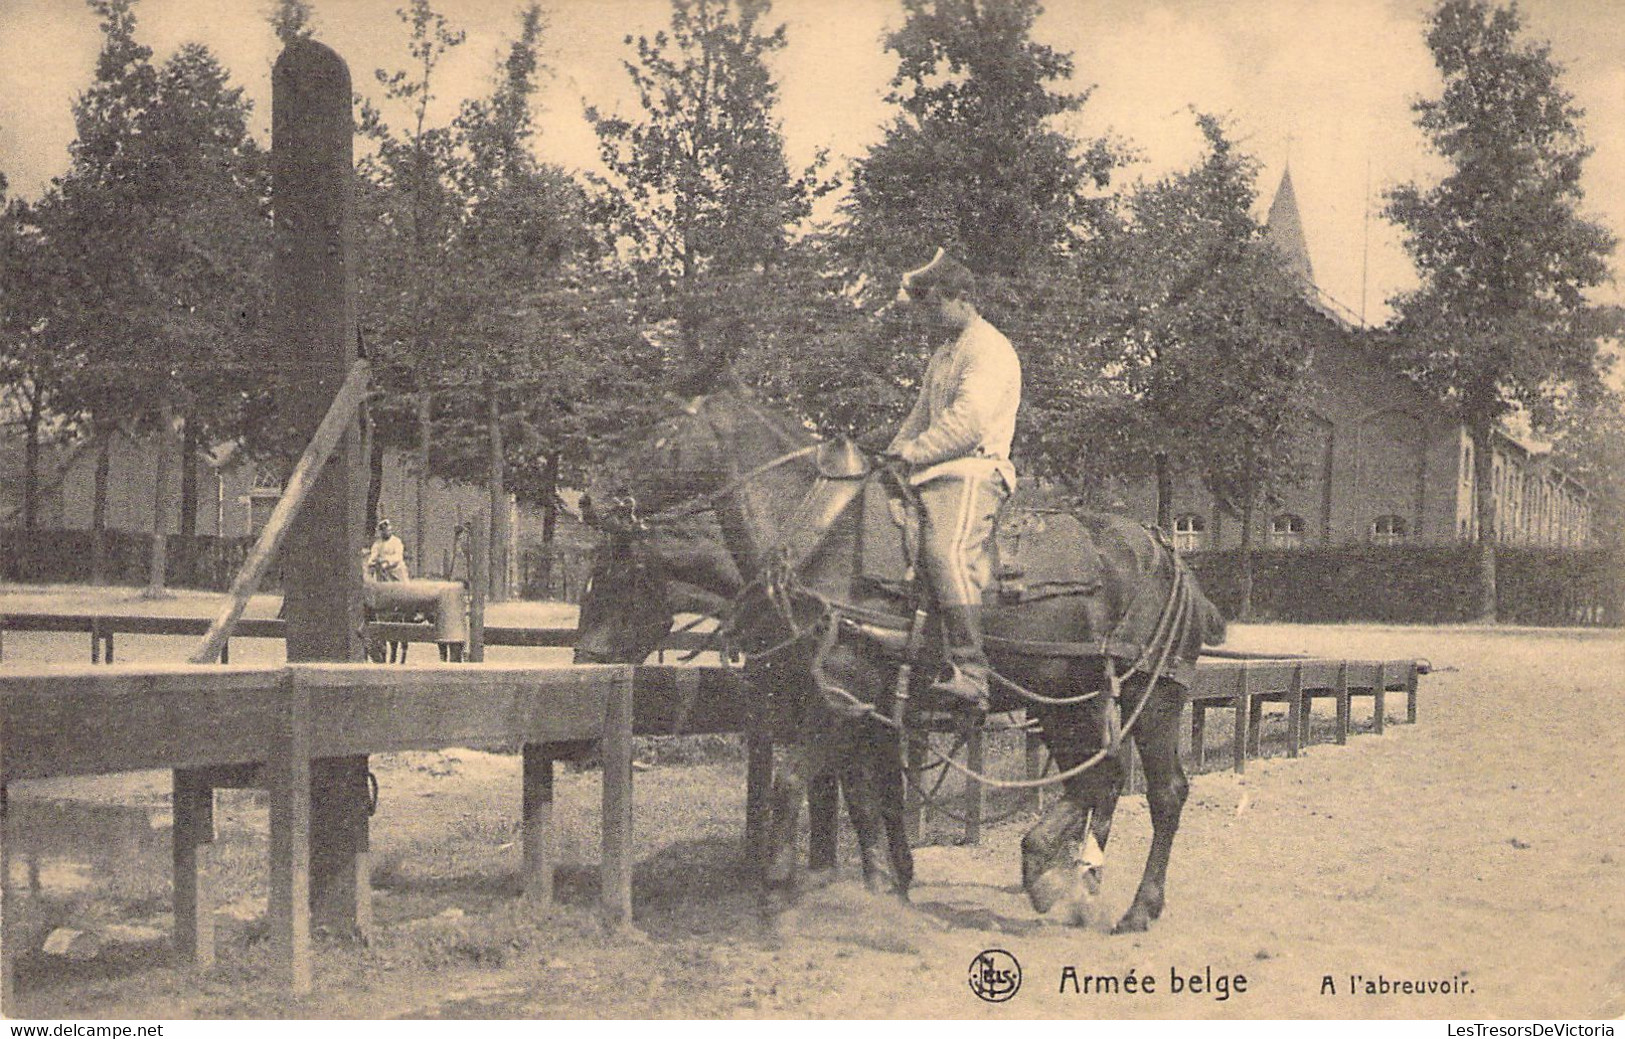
xmin=1264 ymin=167 xmax=1317 ymax=290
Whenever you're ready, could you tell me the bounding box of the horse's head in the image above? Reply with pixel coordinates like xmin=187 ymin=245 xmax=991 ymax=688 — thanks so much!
xmin=582 ymin=394 xmax=731 ymax=535
xmin=573 ymin=534 xmax=679 ymax=665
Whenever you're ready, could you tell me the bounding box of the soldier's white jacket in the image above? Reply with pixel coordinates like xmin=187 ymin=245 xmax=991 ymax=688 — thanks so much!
xmin=887 ymin=313 xmax=1021 ymax=489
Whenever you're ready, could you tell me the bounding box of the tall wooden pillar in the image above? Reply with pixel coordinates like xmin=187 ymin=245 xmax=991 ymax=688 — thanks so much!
xmin=273 ymin=39 xmax=371 ymax=937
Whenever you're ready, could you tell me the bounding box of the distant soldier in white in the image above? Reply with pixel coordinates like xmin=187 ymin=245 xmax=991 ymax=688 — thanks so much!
xmin=884 ymin=248 xmax=1022 ymax=715
xmin=366 ymin=518 xmax=409 ymax=582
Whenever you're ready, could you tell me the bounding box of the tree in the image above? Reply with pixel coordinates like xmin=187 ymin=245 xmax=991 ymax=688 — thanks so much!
xmin=41 ymin=1 xmax=266 ymax=588
xmin=833 ymin=0 xmax=1131 ymax=480
xmin=841 ymin=0 xmax=1124 ymax=279
xmin=1384 ymin=0 xmax=1620 ymax=620
xmin=1 ymin=181 xmax=85 ymax=534
xmin=585 ymin=0 xmax=831 ymax=343
xmin=436 ymin=3 xmax=593 ymax=597
xmin=353 ymin=0 xmax=467 ymax=574
xmin=270 ymin=0 xmax=315 ymax=44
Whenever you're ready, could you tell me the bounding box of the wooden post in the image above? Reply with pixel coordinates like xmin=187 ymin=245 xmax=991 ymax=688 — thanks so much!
xmin=172 ymin=769 xmax=216 ymax=970
xmin=1335 ymin=662 xmax=1351 ymax=744
xmin=1191 ymin=702 xmax=1208 ymax=770
xmin=963 ymin=727 xmax=985 ymax=844
xmin=266 ymin=675 xmax=313 ymax=994
xmin=1024 ymin=724 xmax=1045 ymax=813
xmin=1 ymin=782 xmax=15 ymax=1009
xmin=1231 ymin=663 xmax=1251 ymax=774
xmin=1373 ymin=662 xmax=1388 ymax=736
xmin=599 ymin=668 xmax=635 ymax=929
xmin=1286 ymin=665 xmax=1304 ymax=758
xmin=807 ymin=774 xmax=839 ymax=871
xmin=904 ymin=727 xmax=926 ymax=843
xmin=273 ymin=38 xmax=370 ymax=941
xmin=1406 ymin=662 xmax=1419 ymax=724
xmin=521 ymin=744 xmax=554 ymax=902
xmin=743 ymin=691 xmax=773 ymax=872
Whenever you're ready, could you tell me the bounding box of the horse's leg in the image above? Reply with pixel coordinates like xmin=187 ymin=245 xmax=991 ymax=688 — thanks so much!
xmin=868 ymin=719 xmax=914 ymax=900
xmin=838 ymin=753 xmax=891 ymax=894
xmin=1113 ymin=677 xmax=1189 ymax=934
xmin=765 ymin=742 xmax=809 ymax=890
xmin=1022 ymin=697 xmax=1125 ymax=926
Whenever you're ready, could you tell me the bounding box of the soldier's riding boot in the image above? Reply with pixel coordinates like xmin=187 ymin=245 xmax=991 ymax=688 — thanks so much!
xmin=932 ymin=605 xmax=991 ymax=715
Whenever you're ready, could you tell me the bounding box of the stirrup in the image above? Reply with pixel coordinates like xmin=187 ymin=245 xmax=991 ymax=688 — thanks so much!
xmin=930 ymin=661 xmax=989 ymax=713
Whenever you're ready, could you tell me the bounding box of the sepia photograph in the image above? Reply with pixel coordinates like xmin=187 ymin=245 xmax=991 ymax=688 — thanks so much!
xmin=1 ymin=0 xmax=1621 ymax=1024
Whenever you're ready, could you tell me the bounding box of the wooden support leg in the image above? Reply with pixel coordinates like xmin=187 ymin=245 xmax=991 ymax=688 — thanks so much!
xmin=267 ymin=678 xmax=312 ymax=994
xmin=1335 ymin=664 xmax=1350 ymax=745
xmin=1191 ymin=704 xmax=1208 ymax=770
xmin=1 ymin=783 xmax=17 ymax=1011
xmin=963 ymin=728 xmax=984 ymax=844
xmin=744 ymin=699 xmax=773 ymax=873
xmin=171 ymin=768 xmax=216 ymax=971
xmin=599 ymin=670 xmax=634 ymax=929
xmin=1286 ymin=668 xmax=1304 ymax=759
xmin=522 ymin=744 xmax=554 ymax=903
xmin=1373 ymin=663 xmax=1387 ymax=736
xmin=807 ymin=774 xmax=839 ymax=872
xmin=1247 ymin=697 xmax=1265 ymax=757
xmin=1024 ymin=724 xmax=1044 ymax=813
xmin=1406 ymin=665 xmax=1418 ymax=724
xmin=308 ymin=756 xmax=371 ymax=939
xmin=904 ymin=726 xmax=926 ymax=844
xmin=1232 ymin=667 xmax=1251 ymax=774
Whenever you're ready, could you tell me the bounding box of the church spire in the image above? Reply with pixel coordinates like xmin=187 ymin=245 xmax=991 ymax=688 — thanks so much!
xmin=1265 ymin=166 xmax=1316 ymax=288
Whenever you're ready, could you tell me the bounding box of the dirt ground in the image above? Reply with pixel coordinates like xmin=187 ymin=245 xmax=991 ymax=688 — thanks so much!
xmin=2 ymin=583 xmax=1622 ymax=1020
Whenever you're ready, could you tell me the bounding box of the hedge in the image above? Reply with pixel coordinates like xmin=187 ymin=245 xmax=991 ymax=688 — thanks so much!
xmin=1184 ymin=544 xmax=1623 ymax=626
xmin=1 ymin=529 xmax=277 ymax=592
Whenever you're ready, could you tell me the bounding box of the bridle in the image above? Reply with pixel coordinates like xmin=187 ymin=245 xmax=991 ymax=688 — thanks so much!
xmin=597 ymin=393 xmax=819 ymax=534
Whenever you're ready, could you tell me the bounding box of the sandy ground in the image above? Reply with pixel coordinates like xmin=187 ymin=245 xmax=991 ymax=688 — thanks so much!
xmin=2 ymin=583 xmax=1622 ymax=1020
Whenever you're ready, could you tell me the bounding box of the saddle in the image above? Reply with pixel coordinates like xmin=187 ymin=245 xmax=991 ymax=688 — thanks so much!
xmin=857 ymin=468 xmax=1104 ymax=608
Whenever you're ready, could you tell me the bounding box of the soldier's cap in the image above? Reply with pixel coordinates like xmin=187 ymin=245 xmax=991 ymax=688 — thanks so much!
xmin=897 ymin=247 xmax=975 ymax=303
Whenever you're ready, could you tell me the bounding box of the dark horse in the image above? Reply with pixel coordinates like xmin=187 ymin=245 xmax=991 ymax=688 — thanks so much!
xmin=576 ymin=375 xmax=1227 ymax=933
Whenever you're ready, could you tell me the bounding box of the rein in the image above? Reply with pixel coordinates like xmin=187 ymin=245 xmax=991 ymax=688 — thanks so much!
xmin=603 ymin=391 xmax=1200 ymax=793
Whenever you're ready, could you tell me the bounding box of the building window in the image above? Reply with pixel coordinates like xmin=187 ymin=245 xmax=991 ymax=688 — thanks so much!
xmin=1369 ymin=514 xmax=1407 ymax=546
xmin=1269 ymin=514 xmax=1306 ymax=549
xmin=1173 ymin=513 xmax=1207 ymax=552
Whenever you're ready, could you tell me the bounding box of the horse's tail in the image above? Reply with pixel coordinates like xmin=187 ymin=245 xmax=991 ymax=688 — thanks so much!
xmin=1162 ymin=538 xmax=1226 ymax=647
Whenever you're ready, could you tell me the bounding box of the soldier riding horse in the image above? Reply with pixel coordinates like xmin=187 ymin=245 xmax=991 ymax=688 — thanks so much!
xmin=576 ymin=369 xmax=1227 ymax=933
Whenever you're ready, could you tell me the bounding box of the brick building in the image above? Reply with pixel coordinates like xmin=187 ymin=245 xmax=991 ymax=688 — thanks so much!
xmin=1113 ymin=168 xmax=1593 ymax=552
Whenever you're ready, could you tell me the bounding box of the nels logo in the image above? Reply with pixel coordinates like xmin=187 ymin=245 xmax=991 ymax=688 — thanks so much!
xmin=968 ymin=948 xmax=1022 ymax=1003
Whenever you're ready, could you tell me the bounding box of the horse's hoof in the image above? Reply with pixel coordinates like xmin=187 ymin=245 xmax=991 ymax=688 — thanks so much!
xmin=1112 ymin=907 xmax=1153 ymax=934
xmin=1027 ymin=863 xmax=1096 ymax=918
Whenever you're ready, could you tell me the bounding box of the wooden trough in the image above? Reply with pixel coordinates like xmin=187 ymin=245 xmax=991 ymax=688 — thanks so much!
xmin=0 ymin=662 xmax=634 ymax=997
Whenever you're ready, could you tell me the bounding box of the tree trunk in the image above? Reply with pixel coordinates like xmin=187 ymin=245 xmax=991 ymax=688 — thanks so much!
xmin=1237 ymin=485 xmax=1256 ymax=622
xmin=91 ymin=429 xmax=112 ymax=585
xmin=22 ymin=404 xmax=42 ymax=531
xmin=538 ymin=448 xmax=561 ymax=593
xmin=1470 ymin=419 xmax=1498 ymax=622
xmin=144 ymin=409 xmax=175 ymax=599
xmin=1154 ymin=451 xmax=1172 ymax=531
xmin=416 ymin=388 xmax=431 ymax=583
xmin=486 ymin=383 xmax=508 ymax=601
xmin=366 ymin=415 xmax=385 ymax=536
xmin=178 ymin=415 xmax=200 ymax=585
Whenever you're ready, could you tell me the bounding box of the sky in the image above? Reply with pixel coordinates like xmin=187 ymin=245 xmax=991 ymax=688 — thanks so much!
xmin=2 ymin=0 xmax=1624 ymax=327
